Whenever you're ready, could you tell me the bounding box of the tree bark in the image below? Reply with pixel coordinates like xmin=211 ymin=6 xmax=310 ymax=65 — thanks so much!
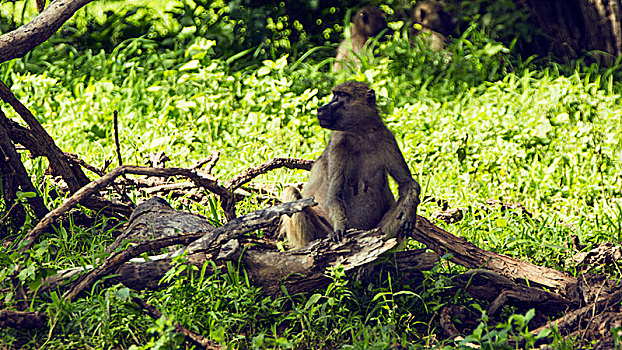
xmin=412 ymin=216 xmax=580 ymax=303
xmin=0 ymin=0 xmax=96 ymax=63
xmin=0 ymin=80 xmax=91 ymax=193
xmin=524 ymin=0 xmax=622 ymax=63
xmin=0 ymin=109 xmax=48 ymax=226
xmin=0 ymin=310 xmax=47 ymax=329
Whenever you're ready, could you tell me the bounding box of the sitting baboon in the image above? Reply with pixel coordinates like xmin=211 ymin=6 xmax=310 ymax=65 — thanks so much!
xmin=411 ymin=1 xmax=456 ymax=51
xmin=333 ymin=6 xmax=390 ymax=72
xmin=280 ymin=81 xmax=421 ymax=249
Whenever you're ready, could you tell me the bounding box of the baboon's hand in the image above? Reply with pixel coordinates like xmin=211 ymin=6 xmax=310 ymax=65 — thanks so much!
xmin=330 ymin=221 xmax=347 ymax=243
xmin=329 ymin=229 xmax=345 ymax=243
xmin=397 ymin=217 xmax=417 ymax=241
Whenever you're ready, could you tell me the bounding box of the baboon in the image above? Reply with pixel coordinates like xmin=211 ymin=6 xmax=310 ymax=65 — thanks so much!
xmin=280 ymin=81 xmax=421 ymax=249
xmin=333 ymin=6 xmax=390 ymax=72
xmin=411 ymin=1 xmax=456 ymax=51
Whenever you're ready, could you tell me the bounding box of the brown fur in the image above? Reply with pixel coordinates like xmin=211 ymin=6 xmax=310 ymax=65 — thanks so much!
xmin=280 ymin=81 xmax=421 ymax=249
xmin=411 ymin=1 xmax=456 ymax=50
xmin=333 ymin=6 xmax=389 ymax=72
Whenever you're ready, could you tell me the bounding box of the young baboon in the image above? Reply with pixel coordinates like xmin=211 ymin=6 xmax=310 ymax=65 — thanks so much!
xmin=411 ymin=1 xmax=456 ymax=51
xmin=333 ymin=6 xmax=390 ymax=72
xmin=280 ymin=81 xmax=421 ymax=249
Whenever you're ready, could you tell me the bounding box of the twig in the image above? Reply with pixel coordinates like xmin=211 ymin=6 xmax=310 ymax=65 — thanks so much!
xmin=531 ymin=286 xmax=622 ymax=338
xmin=21 ymin=165 xmax=235 ymax=251
xmin=225 ymin=157 xmax=313 ymax=190
xmin=191 ymin=151 xmax=220 ymax=173
xmin=132 ymin=297 xmax=222 ymax=349
xmin=142 ymin=181 xmax=194 ymax=195
xmin=63 ymin=232 xmax=204 ymax=302
xmin=113 ymin=110 xmax=122 ymax=167
xmin=64 ymin=152 xmax=104 ymax=176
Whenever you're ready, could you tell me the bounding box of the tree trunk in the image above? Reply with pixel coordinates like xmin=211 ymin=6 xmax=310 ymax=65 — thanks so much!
xmin=524 ymin=0 xmax=622 ymax=63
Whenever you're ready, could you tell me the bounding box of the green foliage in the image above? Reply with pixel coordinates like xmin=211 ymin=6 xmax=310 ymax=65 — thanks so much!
xmin=1 ymin=0 xmax=622 ymax=349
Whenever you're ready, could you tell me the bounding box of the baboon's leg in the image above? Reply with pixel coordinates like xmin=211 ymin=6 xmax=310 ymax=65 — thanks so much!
xmin=280 ymin=186 xmax=331 ymax=249
xmin=379 ymin=192 xmax=419 ymax=242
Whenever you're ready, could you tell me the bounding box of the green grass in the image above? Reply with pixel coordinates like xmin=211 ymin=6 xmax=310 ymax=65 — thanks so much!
xmin=1 ymin=1 xmax=622 ymax=348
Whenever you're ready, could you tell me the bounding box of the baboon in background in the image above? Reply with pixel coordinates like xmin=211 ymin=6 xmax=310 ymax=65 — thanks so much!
xmin=280 ymin=81 xmax=421 ymax=249
xmin=333 ymin=6 xmax=390 ymax=72
xmin=411 ymin=1 xmax=456 ymax=51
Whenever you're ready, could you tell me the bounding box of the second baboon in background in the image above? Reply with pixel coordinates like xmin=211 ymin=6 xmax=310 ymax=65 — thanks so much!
xmin=333 ymin=6 xmax=390 ymax=72
xmin=411 ymin=1 xmax=456 ymax=51
xmin=280 ymin=81 xmax=420 ymax=249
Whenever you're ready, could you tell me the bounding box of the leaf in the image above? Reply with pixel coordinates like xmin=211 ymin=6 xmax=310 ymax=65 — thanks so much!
xmin=495 ymin=217 xmax=508 ymax=228
xmin=304 ymin=293 xmax=322 ymax=310
xmin=116 ymin=287 xmax=131 ymax=301
xmin=257 ymin=66 xmax=271 ymax=76
xmin=179 ymin=60 xmax=200 ymax=71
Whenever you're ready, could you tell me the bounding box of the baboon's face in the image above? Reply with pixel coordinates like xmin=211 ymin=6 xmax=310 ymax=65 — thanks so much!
xmin=316 ymin=82 xmax=378 ymax=131
xmin=414 ymin=2 xmax=456 ymax=36
xmin=355 ymin=6 xmax=389 ymax=38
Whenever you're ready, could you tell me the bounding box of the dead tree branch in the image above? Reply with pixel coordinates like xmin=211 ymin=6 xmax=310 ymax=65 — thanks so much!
xmin=191 ymin=151 xmax=220 ymax=172
xmin=225 ymin=157 xmax=314 ymax=190
xmin=0 ymin=79 xmax=91 ymax=192
xmin=412 ymin=216 xmax=580 ymax=303
xmin=64 ymin=232 xmax=205 ymax=302
xmin=0 ymin=110 xmax=48 ymax=221
xmin=532 ymin=288 xmax=622 ymax=337
xmin=0 ymin=0 xmax=96 ymax=63
xmin=0 ymin=310 xmax=47 ymax=329
xmin=20 ymin=165 xmax=236 ymax=251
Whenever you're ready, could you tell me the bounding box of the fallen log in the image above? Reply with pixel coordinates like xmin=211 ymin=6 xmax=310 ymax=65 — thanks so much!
xmin=108 ymin=197 xmax=433 ymax=296
xmin=0 ymin=310 xmax=47 ymax=329
xmin=413 ymin=216 xmax=580 ymax=303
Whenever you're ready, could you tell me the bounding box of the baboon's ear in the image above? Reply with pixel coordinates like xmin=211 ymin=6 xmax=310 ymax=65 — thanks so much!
xmin=419 ymin=9 xmax=428 ymax=21
xmin=366 ymin=89 xmax=376 ymax=106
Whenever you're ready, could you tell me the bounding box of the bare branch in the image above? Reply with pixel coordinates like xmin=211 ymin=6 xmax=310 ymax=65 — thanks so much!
xmin=0 ymin=110 xmax=48 ymax=220
xmin=113 ymin=110 xmax=122 ymax=167
xmin=21 ymin=165 xmax=234 ymax=251
xmin=0 ymin=0 xmax=96 ymax=63
xmin=412 ymin=216 xmax=579 ymax=302
xmin=0 ymin=79 xmax=91 ymax=191
xmin=191 ymin=151 xmax=220 ymax=173
xmin=225 ymin=157 xmax=314 ymax=190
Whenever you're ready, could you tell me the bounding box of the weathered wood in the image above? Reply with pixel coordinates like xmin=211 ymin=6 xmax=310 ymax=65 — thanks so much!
xmin=21 ymin=165 xmax=234 ymax=252
xmin=530 ymin=288 xmax=622 ymax=347
xmin=453 ymin=270 xmax=571 ymax=315
xmin=0 ymin=310 xmax=47 ymax=329
xmin=0 ymin=0 xmax=96 ymax=63
xmin=412 ymin=216 xmax=580 ymax=303
xmin=107 ymin=196 xmax=215 ymax=252
xmin=64 ymin=232 xmax=206 ymax=302
xmin=0 ymin=79 xmax=91 ymax=192
xmin=0 ymin=110 xmax=48 ymax=221
xmin=100 ymin=197 xmax=439 ymax=296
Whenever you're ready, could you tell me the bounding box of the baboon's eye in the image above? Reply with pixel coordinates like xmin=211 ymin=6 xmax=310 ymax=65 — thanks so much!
xmin=333 ymin=91 xmax=350 ymax=101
